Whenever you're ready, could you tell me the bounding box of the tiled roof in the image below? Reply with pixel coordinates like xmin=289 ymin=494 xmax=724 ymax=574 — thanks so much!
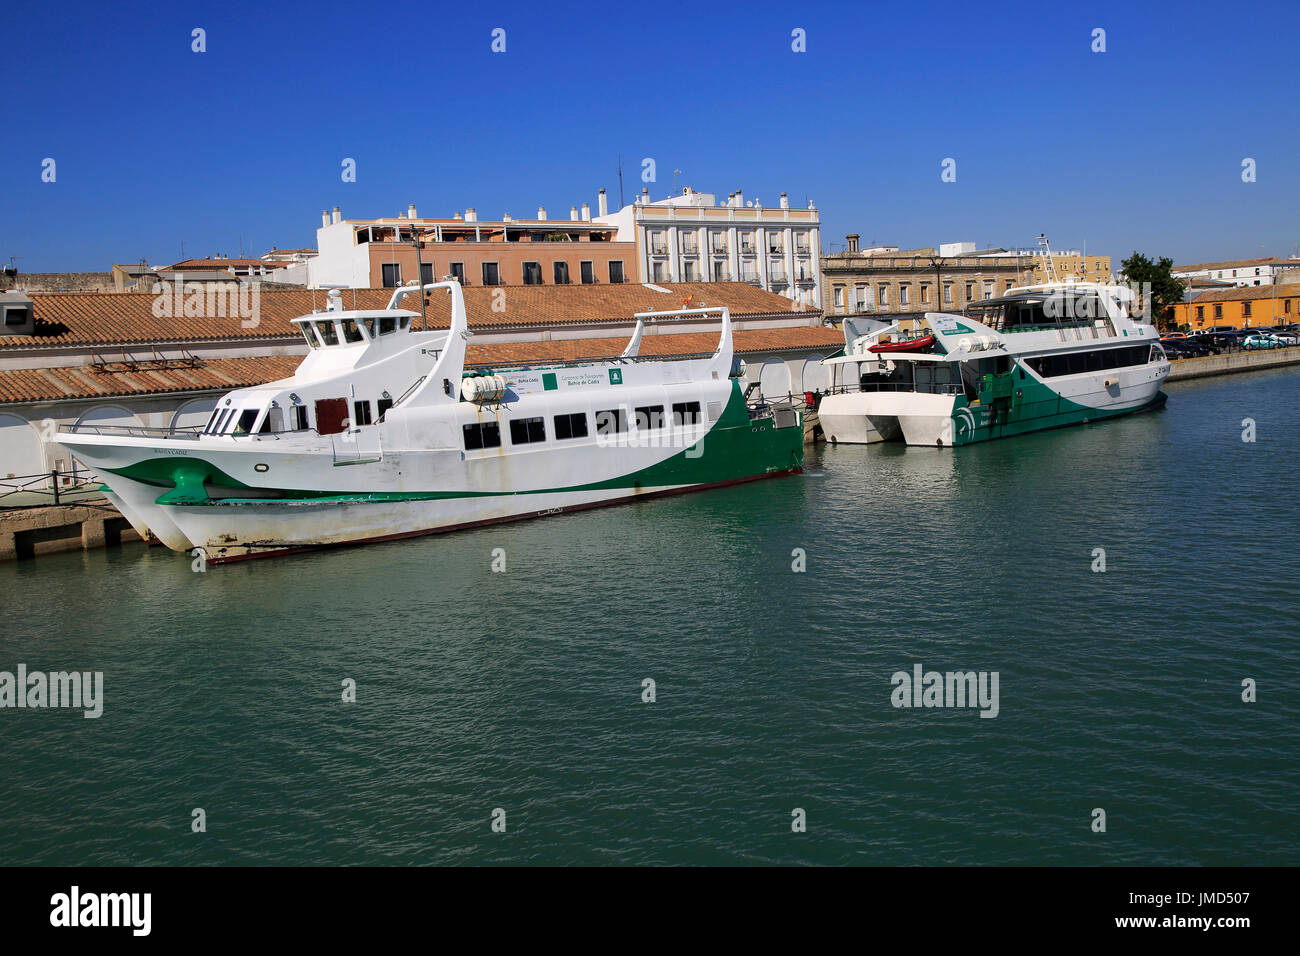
xmin=0 ymin=356 xmax=301 ymax=404
xmin=1173 ymin=257 xmax=1300 ymax=273
xmin=1175 ymin=282 xmax=1300 ymax=304
xmin=467 ymin=326 xmax=843 ymax=367
xmin=1 ymin=284 xmax=817 ymax=349
xmin=169 ymin=258 xmax=288 ymax=270
xmin=0 ymin=327 xmax=841 ymax=405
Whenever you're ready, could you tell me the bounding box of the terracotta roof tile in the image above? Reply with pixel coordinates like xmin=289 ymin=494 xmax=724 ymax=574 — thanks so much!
xmin=0 ymin=284 xmax=818 ymax=349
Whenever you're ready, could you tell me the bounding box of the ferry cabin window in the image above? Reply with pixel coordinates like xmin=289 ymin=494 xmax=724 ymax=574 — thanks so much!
xmin=362 ymin=317 xmax=377 ymax=337
xmin=509 ymin=417 xmax=546 ymax=444
xmin=398 ymin=317 xmax=411 ymax=330
xmin=378 ymin=316 xmax=397 ymax=335
xmin=377 ymin=397 xmax=394 ymax=420
xmin=554 ymin=412 xmax=588 ymax=440
xmin=462 ymin=422 xmax=501 ymax=450
xmin=211 ymin=409 xmax=233 ymax=434
xmin=203 ymin=409 xmax=222 ymax=434
xmin=595 ymin=409 xmax=627 ymax=434
xmin=634 ymin=405 xmax=665 ymax=430
xmin=233 ymin=409 xmax=260 ymax=436
xmin=672 ymin=401 xmax=702 ymax=425
xmin=353 ymin=400 xmax=373 ymax=426
xmin=1024 ymin=346 xmax=1150 ymax=377
xmin=299 ymin=325 xmax=320 ymax=348
xmin=290 ymin=405 xmax=309 ymax=430
xmin=340 ymin=319 xmax=364 ymax=344
xmin=316 ymin=321 xmax=339 ymax=346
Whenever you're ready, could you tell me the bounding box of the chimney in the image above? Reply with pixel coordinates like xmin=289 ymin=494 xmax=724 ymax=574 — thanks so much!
xmin=846 ymin=234 xmax=859 ymax=253
xmin=734 ymin=189 xmax=743 ymax=207
xmin=465 ymin=208 xmax=477 ymax=222
xmin=537 ymin=205 xmax=547 ymax=220
xmin=503 ymin=212 xmax=512 ymax=222
xmin=597 ymin=188 xmax=608 ymax=217
xmin=570 ymin=205 xmax=579 ymax=221
xmin=581 ymin=202 xmax=591 ymax=221
xmin=331 ymin=205 xmax=341 ymax=224
xmin=453 ymin=211 xmax=463 ymax=220
xmin=408 ymin=203 xmax=417 ymax=219
xmin=779 ymin=192 xmax=789 ymax=209
xmin=321 ymin=210 xmax=330 ymax=228
xmin=640 ymin=187 xmax=649 ymax=203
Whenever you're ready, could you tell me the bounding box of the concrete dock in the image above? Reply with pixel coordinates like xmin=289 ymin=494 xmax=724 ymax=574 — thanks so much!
xmin=1165 ymin=348 xmax=1300 ymax=381
xmin=0 ymin=500 xmax=144 ymax=562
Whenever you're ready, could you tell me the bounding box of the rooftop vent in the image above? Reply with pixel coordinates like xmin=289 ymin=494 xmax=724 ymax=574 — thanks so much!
xmin=0 ymin=291 xmax=36 ymax=337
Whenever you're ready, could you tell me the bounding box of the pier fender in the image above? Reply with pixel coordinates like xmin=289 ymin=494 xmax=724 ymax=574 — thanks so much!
xmin=155 ymin=461 xmax=214 ymax=505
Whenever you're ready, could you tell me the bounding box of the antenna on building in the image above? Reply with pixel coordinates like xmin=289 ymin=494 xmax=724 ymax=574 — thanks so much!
xmin=617 ymin=155 xmax=625 ymax=210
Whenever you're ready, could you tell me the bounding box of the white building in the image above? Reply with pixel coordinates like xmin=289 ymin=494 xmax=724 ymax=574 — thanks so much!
xmin=596 ymin=186 xmax=822 ymax=308
xmin=1172 ymin=257 xmax=1300 ymax=287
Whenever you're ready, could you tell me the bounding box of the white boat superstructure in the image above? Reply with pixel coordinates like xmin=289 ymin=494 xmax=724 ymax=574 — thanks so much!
xmin=818 ymin=278 xmax=1170 ymax=447
xmin=57 ymin=282 xmax=803 ymax=561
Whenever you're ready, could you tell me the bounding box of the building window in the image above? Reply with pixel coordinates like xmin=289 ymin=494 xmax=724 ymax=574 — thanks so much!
xmin=553 ymin=261 xmax=570 ymax=285
xmin=522 ymin=261 xmax=542 ymax=285
xmin=1242 ymin=301 xmax=1251 ymax=317
xmin=608 ymin=261 xmax=625 ymax=283
xmin=1196 ymin=305 xmax=1204 ymax=319
xmin=712 ymin=259 xmax=729 ymax=281
xmin=481 ymin=261 xmax=500 ymax=286
xmin=1286 ymin=299 xmax=1292 ymax=314
xmin=920 ymin=283 xmax=931 ymax=305
xmin=680 ymin=232 xmax=698 ymax=254
xmin=553 ymin=412 xmax=588 ymax=440
xmin=648 ymin=231 xmax=667 ymax=255
xmin=878 ymin=283 xmax=890 ymax=307
xmin=462 ymin=422 xmax=502 ymax=450
xmin=419 ymin=262 xmax=434 ymax=285
xmin=855 ymin=284 xmax=868 ymax=311
xmin=681 ymin=260 xmax=699 ymax=282
xmin=899 ymin=284 xmax=911 ymax=307
xmin=381 ymin=263 xmax=402 ymax=288
xmin=965 ymin=281 xmax=975 ymax=301
xmin=739 ymin=232 xmax=755 ymax=254
xmin=943 ymin=282 xmax=953 ymax=304
xmin=794 ymin=233 xmax=809 ymax=255
xmin=651 ymin=260 xmax=667 ymax=282
xmin=833 ymin=286 xmax=845 ymax=310
xmin=710 ymin=231 xmax=728 ymax=254
xmin=580 ymin=260 xmax=595 ymax=284
xmin=1214 ymin=304 xmax=1223 ymax=318
xmin=509 ymin=417 xmax=546 ymax=444
xmin=448 ymin=262 xmax=465 ymax=284
xmin=983 ymin=280 xmax=994 ymax=299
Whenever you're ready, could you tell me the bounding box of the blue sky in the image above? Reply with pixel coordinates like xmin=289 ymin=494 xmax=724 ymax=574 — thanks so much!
xmin=3 ymin=0 xmax=1298 ymax=272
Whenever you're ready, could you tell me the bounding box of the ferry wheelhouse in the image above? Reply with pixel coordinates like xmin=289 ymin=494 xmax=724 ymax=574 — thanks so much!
xmin=57 ymin=282 xmax=803 ymax=562
xmin=817 ymin=279 xmax=1170 ymax=446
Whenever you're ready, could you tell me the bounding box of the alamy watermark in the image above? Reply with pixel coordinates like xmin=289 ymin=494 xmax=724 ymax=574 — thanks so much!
xmin=1 ymin=664 xmax=103 ymax=718
xmin=151 ymin=276 xmax=261 ymax=328
xmin=891 ymin=664 xmax=999 ymax=718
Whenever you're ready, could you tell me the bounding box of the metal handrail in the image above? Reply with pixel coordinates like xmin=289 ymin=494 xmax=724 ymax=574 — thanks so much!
xmin=0 ymin=465 xmax=100 ymax=507
xmin=61 ymin=423 xmax=205 ymax=440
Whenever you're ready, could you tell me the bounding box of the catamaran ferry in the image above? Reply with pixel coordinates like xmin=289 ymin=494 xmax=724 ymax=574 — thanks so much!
xmin=817 ymin=279 xmax=1170 ymax=447
xmin=57 ymin=282 xmax=803 ymax=562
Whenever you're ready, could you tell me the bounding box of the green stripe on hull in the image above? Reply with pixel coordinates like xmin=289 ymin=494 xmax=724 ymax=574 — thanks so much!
xmin=103 ymin=381 xmax=804 ymax=506
xmin=950 ymin=362 xmax=1165 ymax=446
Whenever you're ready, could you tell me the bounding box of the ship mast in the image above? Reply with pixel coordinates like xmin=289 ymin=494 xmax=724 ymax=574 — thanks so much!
xmin=1036 ymin=234 xmax=1060 ymax=283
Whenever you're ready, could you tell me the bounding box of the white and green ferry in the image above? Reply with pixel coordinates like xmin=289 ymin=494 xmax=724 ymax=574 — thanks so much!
xmin=818 ymin=280 xmax=1170 ymax=447
xmin=57 ymin=282 xmax=803 ymax=562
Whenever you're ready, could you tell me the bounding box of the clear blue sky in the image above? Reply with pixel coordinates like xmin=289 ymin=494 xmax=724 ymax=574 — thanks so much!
xmin=3 ymin=0 xmax=1298 ymax=272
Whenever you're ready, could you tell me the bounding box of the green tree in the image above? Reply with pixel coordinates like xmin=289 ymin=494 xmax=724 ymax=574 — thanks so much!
xmin=1120 ymin=252 xmax=1186 ymax=330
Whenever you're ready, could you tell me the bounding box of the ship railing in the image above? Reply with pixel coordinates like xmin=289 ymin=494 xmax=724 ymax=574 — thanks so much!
xmin=61 ymin=423 xmax=206 ymax=440
xmin=822 ymin=382 xmax=966 ymax=396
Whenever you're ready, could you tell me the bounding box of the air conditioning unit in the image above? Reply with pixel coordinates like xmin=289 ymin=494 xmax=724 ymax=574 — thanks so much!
xmin=0 ymin=291 xmax=35 ymax=337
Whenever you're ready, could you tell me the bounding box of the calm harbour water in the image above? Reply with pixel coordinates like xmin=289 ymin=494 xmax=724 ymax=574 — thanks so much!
xmin=1 ymin=368 xmax=1297 ymax=866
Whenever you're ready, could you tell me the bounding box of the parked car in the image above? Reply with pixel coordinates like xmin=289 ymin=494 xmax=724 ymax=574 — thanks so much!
xmin=1243 ymin=333 xmax=1282 ymax=350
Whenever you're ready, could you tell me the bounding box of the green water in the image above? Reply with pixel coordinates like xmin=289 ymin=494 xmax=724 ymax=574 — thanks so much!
xmin=1 ymin=368 xmax=1297 ymax=865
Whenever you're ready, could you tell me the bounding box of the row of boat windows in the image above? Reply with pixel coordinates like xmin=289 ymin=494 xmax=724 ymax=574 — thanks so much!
xmin=462 ymin=402 xmax=704 ymax=450
xmin=205 ymin=398 xmax=393 ymax=436
xmin=299 ymin=315 xmax=412 ymax=349
xmin=1022 ymin=345 xmax=1157 ymax=378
